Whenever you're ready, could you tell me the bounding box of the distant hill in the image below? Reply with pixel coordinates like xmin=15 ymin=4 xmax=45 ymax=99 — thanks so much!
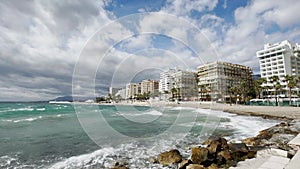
xmin=49 ymin=96 xmax=95 ymax=102
xmin=253 ymin=74 xmax=261 ymax=80
xmin=50 ymin=96 xmax=74 ymax=102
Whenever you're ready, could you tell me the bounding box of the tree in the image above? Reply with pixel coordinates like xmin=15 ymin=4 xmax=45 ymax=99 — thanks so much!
xmin=171 ymin=88 xmax=177 ymax=101
xmin=198 ymin=85 xmax=206 ymax=101
xmin=270 ymin=76 xmax=281 ymax=106
xmin=254 ymin=78 xmax=266 ymax=99
xmin=228 ymin=86 xmax=237 ymax=105
xmin=229 ymin=86 xmax=240 ymax=104
xmin=95 ymin=97 xmax=106 ymax=103
xmin=264 ymin=85 xmax=272 ymax=105
xmin=284 ymin=75 xmax=297 ymax=106
xmin=239 ymin=80 xmax=248 ymax=104
xmin=107 ymin=94 xmax=113 ymax=102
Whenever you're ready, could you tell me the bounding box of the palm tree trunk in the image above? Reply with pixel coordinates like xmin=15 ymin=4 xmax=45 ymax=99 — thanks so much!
xmin=289 ymin=88 xmax=292 ymax=106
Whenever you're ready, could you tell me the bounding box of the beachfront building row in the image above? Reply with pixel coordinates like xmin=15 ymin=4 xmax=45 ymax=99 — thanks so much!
xmin=257 ymin=40 xmax=300 ymax=97
xmin=197 ymin=62 xmax=253 ymax=102
xmin=109 ymin=62 xmax=253 ymax=102
xmin=109 ymin=79 xmax=159 ymax=100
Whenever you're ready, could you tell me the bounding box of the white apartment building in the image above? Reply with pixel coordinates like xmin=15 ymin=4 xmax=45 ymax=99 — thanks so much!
xmin=141 ymin=79 xmax=159 ymax=94
xmin=159 ymin=69 xmax=198 ymax=101
xmin=115 ymin=88 xmax=126 ymax=99
xmin=125 ymin=83 xmax=141 ymax=99
xmin=159 ymin=69 xmax=178 ymax=93
xmin=257 ymin=40 xmax=300 ymax=89
xmin=172 ymin=70 xmax=198 ymax=101
xmin=109 ymin=87 xmax=122 ymax=97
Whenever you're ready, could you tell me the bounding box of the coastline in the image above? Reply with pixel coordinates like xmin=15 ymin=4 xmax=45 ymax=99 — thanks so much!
xmin=103 ymin=101 xmax=300 ymax=120
xmin=101 ymin=101 xmax=300 ymax=168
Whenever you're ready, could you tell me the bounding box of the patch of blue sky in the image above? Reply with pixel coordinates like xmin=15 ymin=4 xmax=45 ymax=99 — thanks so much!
xmin=213 ymin=0 xmax=250 ymax=24
xmin=105 ymin=0 xmax=166 ymax=17
xmin=264 ymin=23 xmax=281 ymax=34
xmin=115 ymin=33 xmax=197 ymax=59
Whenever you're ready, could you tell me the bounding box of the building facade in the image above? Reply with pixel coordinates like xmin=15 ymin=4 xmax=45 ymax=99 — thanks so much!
xmin=115 ymin=88 xmax=126 ymax=99
xmin=172 ymin=70 xmax=198 ymax=101
xmin=125 ymin=83 xmax=141 ymax=99
xmin=257 ymin=40 xmax=300 ymax=92
xmin=159 ymin=69 xmax=198 ymax=101
xmin=141 ymin=79 xmax=159 ymax=94
xmin=197 ymin=62 xmax=253 ymax=102
xmin=109 ymin=87 xmax=122 ymax=97
xmin=159 ymin=69 xmax=177 ymax=93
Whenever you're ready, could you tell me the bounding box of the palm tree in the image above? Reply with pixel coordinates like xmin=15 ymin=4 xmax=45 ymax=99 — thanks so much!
xmin=270 ymin=76 xmax=280 ymax=106
xmin=198 ymin=85 xmax=206 ymax=101
xmin=264 ymin=85 xmax=272 ymax=105
xmin=229 ymin=86 xmax=240 ymax=104
xmin=284 ymin=75 xmax=297 ymax=106
xmin=171 ymin=87 xmax=177 ymax=101
xmin=228 ymin=86 xmax=237 ymax=105
xmin=254 ymin=78 xmax=266 ymax=99
xmin=297 ymin=75 xmax=300 ymax=97
xmin=177 ymin=88 xmax=181 ymax=101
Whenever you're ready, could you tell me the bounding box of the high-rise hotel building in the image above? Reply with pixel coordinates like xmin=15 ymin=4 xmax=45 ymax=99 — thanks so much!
xmin=197 ymin=62 xmax=253 ymax=102
xmin=257 ymin=40 xmax=300 ymax=86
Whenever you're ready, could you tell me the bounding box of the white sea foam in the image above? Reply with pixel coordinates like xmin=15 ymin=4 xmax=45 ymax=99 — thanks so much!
xmin=141 ymin=110 xmax=163 ymax=116
xmin=181 ymin=107 xmax=278 ymax=140
xmin=13 ymin=116 xmax=43 ymax=123
xmin=170 ymin=107 xmax=183 ymax=110
xmin=116 ymin=110 xmax=163 ymax=123
xmin=36 ymin=108 xmax=46 ymax=111
xmin=49 ymin=147 xmax=115 ymax=169
xmin=0 ymin=155 xmax=17 ymax=168
xmin=118 ymin=110 xmax=163 ymax=117
xmin=1 ymin=114 xmax=71 ymax=123
xmin=6 ymin=107 xmax=34 ymax=112
xmin=49 ymin=137 xmax=185 ymax=169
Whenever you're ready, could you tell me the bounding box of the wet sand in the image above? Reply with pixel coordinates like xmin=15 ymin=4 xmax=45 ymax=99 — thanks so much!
xmin=152 ymin=101 xmax=300 ymax=120
xmin=110 ymin=101 xmax=300 ymax=119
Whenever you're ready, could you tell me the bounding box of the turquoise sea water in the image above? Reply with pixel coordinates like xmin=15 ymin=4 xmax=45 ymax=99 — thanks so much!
xmin=0 ymin=103 xmax=278 ymax=169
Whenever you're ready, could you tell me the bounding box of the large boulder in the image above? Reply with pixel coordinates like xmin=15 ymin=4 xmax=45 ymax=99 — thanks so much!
xmin=158 ymin=149 xmax=182 ymax=166
xmin=207 ymin=163 xmax=218 ymax=169
xmin=111 ymin=161 xmax=129 ymax=169
xmin=218 ymin=150 xmax=231 ymax=160
xmin=228 ymin=143 xmax=256 ymax=162
xmin=228 ymin=143 xmax=248 ymax=153
xmin=205 ymin=138 xmax=228 ymax=154
xmin=191 ymin=147 xmax=208 ymax=164
xmin=149 ymin=156 xmax=158 ymax=164
xmin=186 ymin=164 xmax=205 ymax=169
xmin=178 ymin=159 xmax=192 ymax=169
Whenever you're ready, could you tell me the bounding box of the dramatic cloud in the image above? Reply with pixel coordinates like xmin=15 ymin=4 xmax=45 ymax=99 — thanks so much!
xmin=1 ymin=0 xmax=300 ymax=101
xmin=161 ymin=0 xmax=218 ymax=16
xmin=207 ymin=0 xmax=300 ymax=72
xmin=0 ymin=0 xmax=113 ymax=101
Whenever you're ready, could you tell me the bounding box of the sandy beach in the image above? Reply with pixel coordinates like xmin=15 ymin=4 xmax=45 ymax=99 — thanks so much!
xmin=112 ymin=101 xmax=300 ymax=120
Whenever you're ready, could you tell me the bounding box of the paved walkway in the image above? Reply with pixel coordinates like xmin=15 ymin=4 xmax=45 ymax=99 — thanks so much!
xmin=232 ymin=134 xmax=300 ymax=169
xmin=258 ymin=156 xmax=290 ymax=169
xmin=285 ymin=133 xmax=300 ymax=169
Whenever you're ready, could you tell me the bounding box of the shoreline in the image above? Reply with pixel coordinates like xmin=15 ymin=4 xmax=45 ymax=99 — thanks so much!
xmin=104 ymin=101 xmax=300 ymax=168
xmin=100 ymin=101 xmax=300 ymax=120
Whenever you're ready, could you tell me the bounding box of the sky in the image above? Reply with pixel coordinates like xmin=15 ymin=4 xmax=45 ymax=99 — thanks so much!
xmin=1 ymin=0 xmax=300 ymax=101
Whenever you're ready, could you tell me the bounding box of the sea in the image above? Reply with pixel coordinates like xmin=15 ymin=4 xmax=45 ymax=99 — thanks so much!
xmin=0 ymin=102 xmax=278 ymax=169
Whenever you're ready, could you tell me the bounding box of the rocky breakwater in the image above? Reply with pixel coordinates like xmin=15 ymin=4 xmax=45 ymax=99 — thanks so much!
xmin=109 ymin=119 xmax=300 ymax=169
xmin=153 ymin=119 xmax=300 ymax=169
xmin=242 ymin=119 xmax=300 ymax=158
xmin=154 ymin=138 xmax=256 ymax=169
